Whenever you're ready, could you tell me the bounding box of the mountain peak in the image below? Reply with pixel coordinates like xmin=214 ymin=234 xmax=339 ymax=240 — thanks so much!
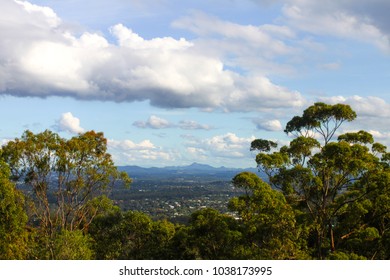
xmin=188 ymin=162 xmax=213 ymax=169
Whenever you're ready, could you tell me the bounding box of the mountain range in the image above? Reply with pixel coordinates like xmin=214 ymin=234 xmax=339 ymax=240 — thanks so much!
xmin=118 ymin=162 xmax=261 ymax=181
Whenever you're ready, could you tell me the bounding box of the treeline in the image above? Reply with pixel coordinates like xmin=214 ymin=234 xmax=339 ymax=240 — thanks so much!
xmin=1 ymin=103 xmax=390 ymax=259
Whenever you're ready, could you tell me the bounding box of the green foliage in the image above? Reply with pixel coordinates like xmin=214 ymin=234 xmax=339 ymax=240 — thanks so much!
xmin=0 ymin=160 xmax=28 ymax=259
xmin=252 ymin=102 xmax=390 ymax=259
xmin=53 ymin=230 xmax=94 ymax=260
xmin=250 ymin=139 xmax=277 ymax=152
xmin=1 ymin=130 xmax=131 ymax=237
xmin=287 ymin=136 xmax=320 ymax=166
xmin=0 ymin=104 xmax=389 ymax=260
xmin=255 ymin=151 xmax=289 ymax=180
xmin=338 ymin=130 xmax=374 ymax=144
xmin=182 ymin=208 xmax=242 ymax=259
xmin=229 ymin=172 xmax=306 ymax=259
xmin=0 ymin=130 xmax=131 ymax=259
xmin=284 ymin=102 xmax=356 ymax=144
xmin=89 ymin=209 xmax=176 ymax=259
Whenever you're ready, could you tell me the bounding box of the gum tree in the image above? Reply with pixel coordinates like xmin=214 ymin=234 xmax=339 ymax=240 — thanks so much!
xmin=252 ymin=102 xmax=389 ymax=259
xmin=229 ymin=172 xmax=304 ymax=259
xmin=1 ymin=130 xmax=131 ymax=259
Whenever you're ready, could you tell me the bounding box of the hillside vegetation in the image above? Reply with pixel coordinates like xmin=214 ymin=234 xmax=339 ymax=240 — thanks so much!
xmin=1 ymin=103 xmax=389 ymax=260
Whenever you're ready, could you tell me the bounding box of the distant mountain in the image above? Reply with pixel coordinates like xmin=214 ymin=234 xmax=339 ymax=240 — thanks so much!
xmin=178 ymin=162 xmax=215 ymax=171
xmin=118 ymin=163 xmax=262 ymax=182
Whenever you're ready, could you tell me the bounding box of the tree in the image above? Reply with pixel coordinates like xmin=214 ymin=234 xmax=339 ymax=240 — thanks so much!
xmin=252 ymin=102 xmax=389 ymax=259
xmin=334 ymin=168 xmax=390 ymax=259
xmin=0 ymin=159 xmax=28 ymax=259
xmin=52 ymin=230 xmax=95 ymax=260
xmin=229 ymin=172 xmax=305 ymax=259
xmin=90 ymin=209 xmax=177 ymax=260
xmin=1 ymin=130 xmax=131 ymax=259
xmin=148 ymin=219 xmax=176 ymax=259
xmin=88 ymin=207 xmax=124 ymax=260
xmin=284 ymin=102 xmax=356 ymax=144
xmin=179 ymin=208 xmax=242 ymax=260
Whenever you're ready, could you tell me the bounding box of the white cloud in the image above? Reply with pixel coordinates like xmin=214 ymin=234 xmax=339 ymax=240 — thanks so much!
xmin=317 ymin=95 xmax=390 ymax=148
xmin=111 ymin=23 xmax=193 ymax=50
xmin=253 ymin=118 xmax=283 ymax=131
xmin=186 ymin=133 xmax=255 ymax=159
xmin=108 ymin=138 xmax=176 ymax=165
xmin=172 ymin=11 xmax=295 ymax=56
xmin=109 ymin=139 xmax=155 ymax=150
xmin=133 ymin=115 xmax=173 ymax=129
xmin=133 ymin=116 xmax=213 ymax=130
xmin=0 ymin=1 xmax=305 ymax=112
xmin=109 ymin=133 xmax=257 ymax=167
xmin=281 ymin=0 xmax=390 ymax=51
xmin=21 ymin=41 xmax=88 ymax=92
xmin=172 ymin=11 xmax=298 ymax=76
xmin=346 ymin=96 xmax=390 ymax=118
xmin=319 ymin=95 xmax=390 ymax=118
xmin=15 ymin=0 xmax=61 ymax=28
xmin=55 ymin=112 xmax=84 ymax=134
xmin=367 ymin=130 xmax=390 ymax=140
xmin=186 ymin=147 xmax=208 ymax=161
xmin=178 ymin=120 xmax=213 ymax=130
xmin=365 ymin=130 xmax=390 ymax=149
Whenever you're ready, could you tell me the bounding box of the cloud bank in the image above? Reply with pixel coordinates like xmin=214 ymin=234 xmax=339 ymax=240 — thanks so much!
xmin=0 ymin=0 xmax=304 ymax=112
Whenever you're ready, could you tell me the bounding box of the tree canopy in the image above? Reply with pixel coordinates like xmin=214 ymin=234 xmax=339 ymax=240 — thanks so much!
xmin=252 ymin=102 xmax=389 ymax=259
xmin=1 ymin=130 xmax=131 ymax=259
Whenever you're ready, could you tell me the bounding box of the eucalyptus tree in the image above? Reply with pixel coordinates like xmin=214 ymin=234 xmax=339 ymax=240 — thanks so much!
xmin=252 ymin=102 xmax=389 ymax=259
xmin=180 ymin=208 xmax=242 ymax=260
xmin=89 ymin=209 xmax=176 ymax=260
xmin=229 ymin=172 xmax=305 ymax=259
xmin=1 ymin=130 xmax=131 ymax=258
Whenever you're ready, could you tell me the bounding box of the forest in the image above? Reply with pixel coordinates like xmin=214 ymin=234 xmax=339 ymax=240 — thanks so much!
xmin=0 ymin=102 xmax=389 ymax=260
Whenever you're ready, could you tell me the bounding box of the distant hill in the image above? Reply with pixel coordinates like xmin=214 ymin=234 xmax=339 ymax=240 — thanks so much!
xmin=118 ymin=163 xmax=263 ymax=182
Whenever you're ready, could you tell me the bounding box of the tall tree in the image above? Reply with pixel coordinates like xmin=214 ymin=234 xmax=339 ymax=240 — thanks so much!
xmin=252 ymin=102 xmax=389 ymax=259
xmin=1 ymin=130 xmax=131 ymax=258
xmin=229 ymin=172 xmax=305 ymax=259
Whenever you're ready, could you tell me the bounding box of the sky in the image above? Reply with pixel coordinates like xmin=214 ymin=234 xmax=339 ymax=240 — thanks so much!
xmin=0 ymin=0 xmax=390 ymax=168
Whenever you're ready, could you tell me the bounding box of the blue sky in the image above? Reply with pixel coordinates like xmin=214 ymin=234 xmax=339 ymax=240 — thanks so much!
xmin=1 ymin=0 xmax=390 ymax=167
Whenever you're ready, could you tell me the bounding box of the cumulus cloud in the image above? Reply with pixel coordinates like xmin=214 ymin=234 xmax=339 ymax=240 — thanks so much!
xmin=55 ymin=112 xmax=84 ymax=134
xmin=108 ymin=138 xmax=176 ymax=165
xmin=0 ymin=1 xmax=305 ymax=112
xmin=367 ymin=130 xmax=390 ymax=141
xmin=317 ymin=95 xmax=390 ymax=148
xmin=345 ymin=96 xmax=390 ymax=118
xmin=109 ymin=133 xmax=256 ymax=167
xmin=253 ymin=118 xmax=283 ymax=131
xmin=186 ymin=133 xmax=255 ymax=159
xmin=172 ymin=11 xmax=298 ymax=77
xmin=133 ymin=115 xmax=173 ymax=129
xmin=109 ymin=139 xmax=156 ymax=150
xmin=319 ymin=95 xmax=390 ymax=118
